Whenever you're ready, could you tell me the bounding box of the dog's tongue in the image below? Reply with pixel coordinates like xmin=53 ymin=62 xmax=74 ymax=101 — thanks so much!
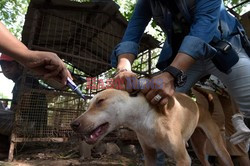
xmin=85 ymin=124 xmax=106 ymax=144
xmin=90 ymin=127 xmax=102 ymax=140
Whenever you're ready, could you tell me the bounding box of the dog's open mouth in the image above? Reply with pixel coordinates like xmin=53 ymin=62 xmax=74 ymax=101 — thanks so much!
xmin=84 ymin=122 xmax=109 ymax=144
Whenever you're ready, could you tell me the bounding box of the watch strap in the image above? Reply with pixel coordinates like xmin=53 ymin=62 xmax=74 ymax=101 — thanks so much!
xmin=163 ymin=66 xmax=182 ymax=78
xmin=163 ymin=66 xmax=186 ymax=87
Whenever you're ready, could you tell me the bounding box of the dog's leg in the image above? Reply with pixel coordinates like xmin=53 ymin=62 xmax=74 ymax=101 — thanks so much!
xmin=190 ymin=128 xmax=210 ymax=166
xmin=137 ymin=135 xmax=157 ymax=166
xmin=161 ymin=132 xmax=191 ymax=166
xmin=198 ymin=106 xmax=234 ymax=166
xmin=171 ymin=141 xmax=191 ymax=166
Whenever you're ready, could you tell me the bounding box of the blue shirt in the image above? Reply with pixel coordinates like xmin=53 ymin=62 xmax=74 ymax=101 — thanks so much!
xmin=111 ymin=0 xmax=240 ymax=70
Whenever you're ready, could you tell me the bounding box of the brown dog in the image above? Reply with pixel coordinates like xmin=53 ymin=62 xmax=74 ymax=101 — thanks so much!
xmin=71 ymin=89 xmax=233 ymax=166
xmin=191 ymin=87 xmax=250 ymax=166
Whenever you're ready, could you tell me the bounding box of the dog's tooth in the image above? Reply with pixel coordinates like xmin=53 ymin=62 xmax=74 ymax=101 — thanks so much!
xmin=90 ymin=134 xmax=94 ymax=139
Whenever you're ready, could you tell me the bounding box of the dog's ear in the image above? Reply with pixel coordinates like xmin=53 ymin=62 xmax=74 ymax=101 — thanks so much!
xmin=96 ymin=98 xmax=105 ymax=105
xmin=94 ymin=97 xmax=107 ymax=107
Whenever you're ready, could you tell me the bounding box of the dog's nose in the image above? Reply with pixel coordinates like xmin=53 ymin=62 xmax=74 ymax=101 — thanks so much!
xmin=70 ymin=121 xmax=81 ymax=131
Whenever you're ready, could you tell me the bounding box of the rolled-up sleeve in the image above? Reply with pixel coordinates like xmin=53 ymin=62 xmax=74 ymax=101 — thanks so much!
xmin=179 ymin=36 xmax=217 ymax=59
xmin=110 ymin=0 xmax=152 ymax=67
xmin=178 ymin=0 xmax=221 ymax=59
xmin=111 ymin=41 xmax=139 ymax=67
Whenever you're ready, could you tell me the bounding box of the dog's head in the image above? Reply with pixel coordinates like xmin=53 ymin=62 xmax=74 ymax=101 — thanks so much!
xmin=71 ymin=89 xmax=129 ymax=144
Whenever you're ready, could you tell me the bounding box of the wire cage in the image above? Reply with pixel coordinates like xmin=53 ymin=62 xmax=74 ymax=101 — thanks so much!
xmin=14 ymin=88 xmax=87 ymax=139
xmin=8 ymin=0 xmax=160 ymax=161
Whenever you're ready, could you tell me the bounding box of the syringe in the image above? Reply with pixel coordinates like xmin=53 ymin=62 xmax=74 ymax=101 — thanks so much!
xmin=67 ymin=77 xmax=86 ymax=100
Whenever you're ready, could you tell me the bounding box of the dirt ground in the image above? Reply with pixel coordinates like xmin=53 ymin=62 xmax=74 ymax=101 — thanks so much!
xmin=0 ymin=141 xmax=202 ymax=166
xmin=1 ymin=144 xmax=142 ymax=166
xmin=1 ymin=155 xmax=143 ymax=166
xmin=0 ymin=142 xmax=144 ymax=166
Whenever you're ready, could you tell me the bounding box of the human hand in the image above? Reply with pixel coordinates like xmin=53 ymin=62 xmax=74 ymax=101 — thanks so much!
xmin=141 ymin=72 xmax=175 ymax=106
xmin=230 ymin=131 xmax=250 ymax=153
xmin=230 ymin=113 xmax=250 ymax=152
xmin=113 ymin=69 xmax=139 ymax=92
xmin=20 ymin=50 xmax=72 ymax=86
xmin=0 ymin=21 xmax=71 ymax=85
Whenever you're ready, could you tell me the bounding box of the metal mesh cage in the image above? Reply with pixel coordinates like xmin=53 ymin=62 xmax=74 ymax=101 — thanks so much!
xmin=8 ymin=0 xmax=160 ymax=160
xmin=30 ymin=10 xmax=120 ymax=76
xmin=14 ymin=87 xmax=86 ymax=139
xmin=22 ymin=0 xmax=159 ymax=77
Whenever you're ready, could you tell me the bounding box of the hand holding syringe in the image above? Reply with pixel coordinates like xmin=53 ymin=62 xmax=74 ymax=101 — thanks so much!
xmin=67 ymin=77 xmax=86 ymax=100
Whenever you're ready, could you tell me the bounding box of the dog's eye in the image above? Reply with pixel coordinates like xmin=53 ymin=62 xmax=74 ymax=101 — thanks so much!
xmin=96 ymin=99 xmax=105 ymax=105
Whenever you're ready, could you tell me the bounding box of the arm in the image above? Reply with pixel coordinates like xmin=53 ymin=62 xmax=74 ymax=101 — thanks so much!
xmin=117 ymin=54 xmax=135 ymax=71
xmin=144 ymin=0 xmax=222 ymax=105
xmin=111 ymin=0 xmax=152 ymax=92
xmin=0 ymin=22 xmax=28 ymax=60
xmin=0 ymin=21 xmax=72 ymax=85
xmin=174 ymin=0 xmax=221 ymax=69
xmin=111 ymin=0 xmax=152 ymax=70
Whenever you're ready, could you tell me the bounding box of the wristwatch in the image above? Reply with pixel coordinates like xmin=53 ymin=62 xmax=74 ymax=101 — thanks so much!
xmin=163 ymin=66 xmax=187 ymax=87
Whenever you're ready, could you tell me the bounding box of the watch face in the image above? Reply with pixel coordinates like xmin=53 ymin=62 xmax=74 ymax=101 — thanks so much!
xmin=163 ymin=66 xmax=187 ymax=87
xmin=177 ymin=74 xmax=187 ymax=87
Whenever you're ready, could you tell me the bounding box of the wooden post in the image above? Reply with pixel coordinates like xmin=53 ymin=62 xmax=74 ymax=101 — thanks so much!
xmin=8 ymin=133 xmax=16 ymax=162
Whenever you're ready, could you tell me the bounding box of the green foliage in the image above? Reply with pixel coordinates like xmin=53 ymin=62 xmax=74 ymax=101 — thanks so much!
xmin=0 ymin=0 xmax=30 ymax=39
xmin=224 ymin=0 xmax=249 ymax=14
xmin=114 ymin=0 xmax=136 ymax=20
xmin=228 ymin=0 xmax=248 ymax=7
xmin=113 ymin=0 xmax=247 ymax=41
xmin=0 ymin=0 xmax=246 ymax=40
xmin=0 ymin=92 xmax=10 ymax=99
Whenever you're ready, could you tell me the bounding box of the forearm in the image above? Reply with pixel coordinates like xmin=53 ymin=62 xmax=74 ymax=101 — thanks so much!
xmin=111 ymin=0 xmax=151 ymax=69
xmin=0 ymin=22 xmax=29 ymax=61
xmin=170 ymin=53 xmax=195 ymax=71
xmin=117 ymin=54 xmax=135 ymax=71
